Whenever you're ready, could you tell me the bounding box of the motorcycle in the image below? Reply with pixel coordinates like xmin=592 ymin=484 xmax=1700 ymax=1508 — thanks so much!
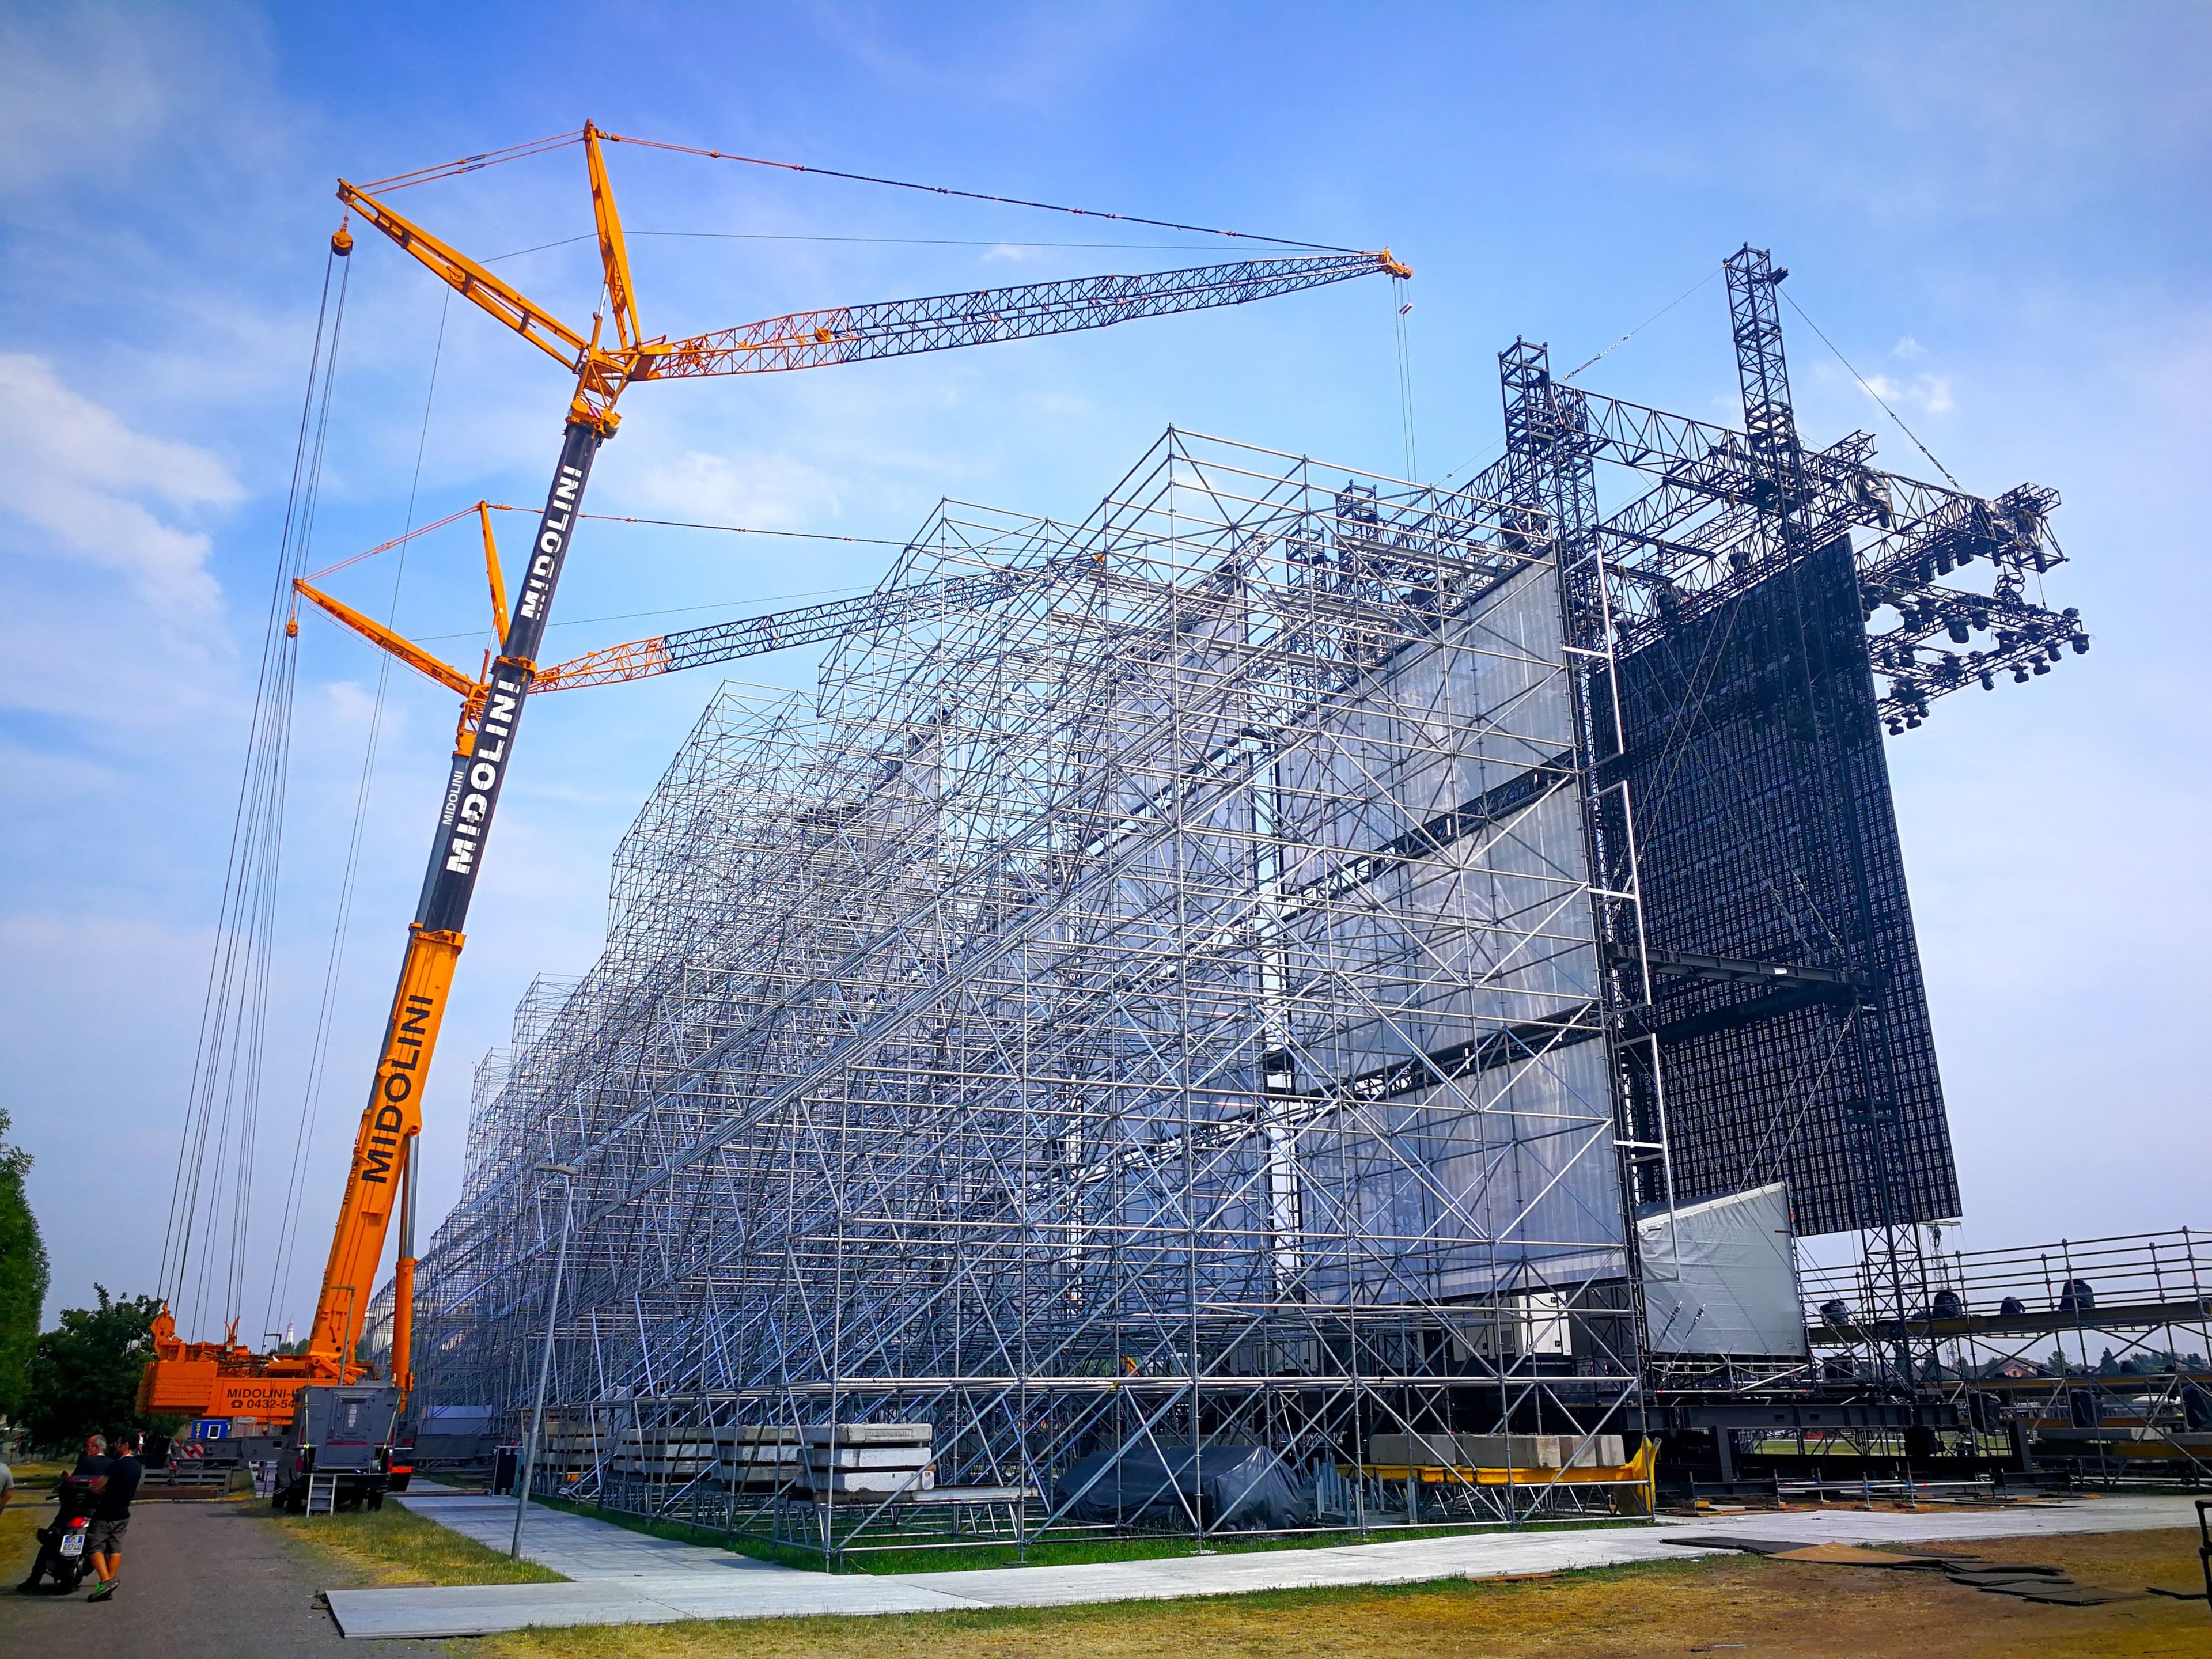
xmin=18 ymin=1474 xmax=98 ymax=1594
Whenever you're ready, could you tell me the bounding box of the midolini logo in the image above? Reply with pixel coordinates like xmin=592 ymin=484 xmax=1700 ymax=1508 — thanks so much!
xmin=516 ymin=463 xmax=584 ymax=624
xmin=438 ymin=457 xmax=582 ymax=880
xmin=441 ymin=675 xmax=526 ymax=878
xmin=361 ymin=992 xmax=433 ymax=1185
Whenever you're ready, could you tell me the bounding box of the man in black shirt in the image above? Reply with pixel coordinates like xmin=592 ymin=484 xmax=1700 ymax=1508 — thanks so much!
xmin=85 ymin=1430 xmax=142 ymax=1603
xmin=72 ymin=1434 xmax=109 ymax=1481
xmin=15 ymin=1435 xmax=107 ymax=1593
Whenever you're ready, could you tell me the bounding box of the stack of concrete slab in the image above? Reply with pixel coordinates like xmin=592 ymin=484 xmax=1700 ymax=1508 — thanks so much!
xmin=528 ymin=1423 xmax=808 ymax=1493
xmin=1367 ymin=1433 xmax=1628 ymax=1469
xmin=713 ymin=1426 xmax=802 ymax=1489
xmin=799 ymin=1423 xmax=935 ymax=1495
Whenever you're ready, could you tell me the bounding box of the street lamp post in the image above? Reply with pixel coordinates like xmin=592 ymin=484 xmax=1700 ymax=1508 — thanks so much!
xmin=512 ymin=1162 xmax=575 ymax=1560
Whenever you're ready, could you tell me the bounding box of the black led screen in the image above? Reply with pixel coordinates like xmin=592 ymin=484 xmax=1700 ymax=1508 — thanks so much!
xmin=1615 ymin=537 xmax=1961 ymax=1237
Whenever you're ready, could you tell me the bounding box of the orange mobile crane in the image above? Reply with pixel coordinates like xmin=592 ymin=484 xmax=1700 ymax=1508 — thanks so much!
xmin=142 ymin=122 xmax=1404 ymax=1437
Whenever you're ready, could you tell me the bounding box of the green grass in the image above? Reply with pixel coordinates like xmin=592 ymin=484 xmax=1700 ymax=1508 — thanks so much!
xmin=537 ymin=1495 xmax=827 ymax=1571
xmin=537 ymin=1492 xmax=1644 ymax=1576
xmin=468 ymin=1526 xmax=2212 ymax=1659
xmin=5 ymin=1460 xmax=67 ymax=1495
xmin=0 ymin=1498 xmax=42 ymax=1582
xmin=484 ymin=1557 xmax=1703 ymax=1658
xmin=268 ymin=1499 xmax=567 ymax=1586
xmin=837 ymin=1514 xmax=1646 ymax=1577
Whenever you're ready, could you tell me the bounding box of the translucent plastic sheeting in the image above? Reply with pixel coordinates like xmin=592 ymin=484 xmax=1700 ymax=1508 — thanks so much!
xmin=1638 ymin=1182 xmax=1806 ymax=1356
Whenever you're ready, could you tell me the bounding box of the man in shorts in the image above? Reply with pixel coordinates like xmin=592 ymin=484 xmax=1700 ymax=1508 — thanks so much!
xmin=85 ymin=1430 xmax=143 ymax=1602
xmin=16 ymin=1435 xmax=105 ymax=1593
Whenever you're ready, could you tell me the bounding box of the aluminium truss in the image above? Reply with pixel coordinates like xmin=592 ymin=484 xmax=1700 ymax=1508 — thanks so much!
xmin=1487 ymin=247 xmax=2084 ymax=1402
xmin=397 ymin=431 xmax=1656 ymax=1550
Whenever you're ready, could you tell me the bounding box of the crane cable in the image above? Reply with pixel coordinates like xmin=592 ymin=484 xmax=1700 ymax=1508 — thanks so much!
xmin=158 ymin=244 xmax=351 ymax=1336
xmin=1432 ymin=266 xmax=1725 ymax=493
xmin=1778 ymin=287 xmax=1963 ymax=491
xmin=264 ymin=287 xmax=452 ymax=1340
xmin=1391 ymin=278 xmax=1418 ymax=479
xmin=599 ymin=131 xmax=1363 ymax=254
xmin=357 ymin=126 xmax=1362 ymax=255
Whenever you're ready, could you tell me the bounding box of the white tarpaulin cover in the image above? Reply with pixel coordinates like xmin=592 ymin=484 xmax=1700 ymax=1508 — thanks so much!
xmin=1638 ymin=1182 xmax=1806 ymax=1356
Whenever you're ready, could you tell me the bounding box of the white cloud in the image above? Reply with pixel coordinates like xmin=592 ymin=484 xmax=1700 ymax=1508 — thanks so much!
xmin=0 ymin=732 xmax=118 ymax=799
xmin=1893 ymin=335 xmax=1927 ymax=360
xmin=0 ymin=4 xmax=272 ymax=198
xmin=1861 ymin=370 xmax=1955 ymax=416
xmin=0 ymin=908 xmax=217 ymax=1321
xmin=0 ymin=353 xmax=244 ymax=619
xmin=622 ymin=448 xmax=845 ymax=529
xmin=319 ymin=680 xmax=391 ymax=733
xmin=0 ymin=9 xmax=173 ymax=194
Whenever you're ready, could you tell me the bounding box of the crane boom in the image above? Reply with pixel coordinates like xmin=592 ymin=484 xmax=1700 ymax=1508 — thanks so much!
xmin=338 ymin=124 xmax=1408 ymax=429
xmin=296 ymin=547 xmax=1092 ymax=742
xmin=642 ymin=253 xmax=1406 ymax=380
xmin=534 ymin=553 xmax=1091 ymax=692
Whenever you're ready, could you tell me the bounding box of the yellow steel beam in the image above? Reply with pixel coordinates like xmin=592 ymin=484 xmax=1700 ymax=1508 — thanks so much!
xmin=294 ymin=578 xmax=482 ymax=702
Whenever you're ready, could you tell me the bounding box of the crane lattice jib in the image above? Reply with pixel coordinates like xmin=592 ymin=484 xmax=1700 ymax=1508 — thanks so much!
xmin=642 ymin=255 xmax=1400 ymax=379
xmin=535 ymin=556 xmax=1090 ymax=693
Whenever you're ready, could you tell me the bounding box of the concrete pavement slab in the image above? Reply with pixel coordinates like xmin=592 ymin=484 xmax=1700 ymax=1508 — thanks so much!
xmin=327 ymin=1580 xmax=680 ymax=1639
xmin=395 ymin=1493 xmax=790 ymax=1579
xmin=330 ymin=1490 xmax=2206 ymax=1638
xmin=936 ymin=1523 xmax=1699 ymax=1608
xmin=325 ymin=1569 xmax=986 ymax=1637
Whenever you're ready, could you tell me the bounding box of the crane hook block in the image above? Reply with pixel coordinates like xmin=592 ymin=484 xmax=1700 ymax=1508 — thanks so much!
xmin=332 ymin=223 xmax=355 ymax=257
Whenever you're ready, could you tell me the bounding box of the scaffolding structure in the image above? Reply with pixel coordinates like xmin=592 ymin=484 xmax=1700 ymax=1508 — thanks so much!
xmin=404 ymin=432 xmax=1652 ymax=1550
xmin=1794 ymin=1229 xmax=2212 ymax=1485
xmin=1491 ymin=247 xmax=2084 ymax=1400
xmin=381 ymin=245 xmax=2101 ymax=1530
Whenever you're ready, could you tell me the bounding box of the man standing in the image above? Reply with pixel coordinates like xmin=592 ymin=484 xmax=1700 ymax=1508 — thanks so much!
xmin=85 ymin=1430 xmax=142 ymax=1603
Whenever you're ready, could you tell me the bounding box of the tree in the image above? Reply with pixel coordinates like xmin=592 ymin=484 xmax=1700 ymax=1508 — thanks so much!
xmin=21 ymin=1286 xmax=164 ymax=1451
xmin=0 ymin=1107 xmax=49 ymax=1422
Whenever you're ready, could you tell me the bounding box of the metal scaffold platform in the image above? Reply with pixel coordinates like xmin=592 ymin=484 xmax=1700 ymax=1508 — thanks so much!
xmin=400 ymin=431 xmax=1651 ymax=1553
xmin=369 ymin=244 xmax=2115 ymax=1547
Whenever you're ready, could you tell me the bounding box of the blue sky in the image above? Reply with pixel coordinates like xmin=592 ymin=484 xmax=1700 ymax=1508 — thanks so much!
xmin=3 ymin=2 xmax=2205 ymax=1332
